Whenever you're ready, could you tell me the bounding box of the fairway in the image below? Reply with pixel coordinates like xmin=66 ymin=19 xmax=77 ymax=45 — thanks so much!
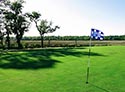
xmin=0 ymin=46 xmax=125 ymax=92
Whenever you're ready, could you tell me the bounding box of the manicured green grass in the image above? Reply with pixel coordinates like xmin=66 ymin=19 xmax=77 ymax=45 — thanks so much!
xmin=0 ymin=46 xmax=125 ymax=92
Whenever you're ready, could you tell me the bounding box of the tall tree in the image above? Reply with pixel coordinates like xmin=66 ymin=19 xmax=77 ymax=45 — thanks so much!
xmin=38 ymin=20 xmax=60 ymax=48
xmin=0 ymin=0 xmax=11 ymax=48
xmin=26 ymin=12 xmax=59 ymax=48
xmin=0 ymin=4 xmax=4 ymax=47
xmin=4 ymin=11 xmax=13 ymax=49
xmin=4 ymin=0 xmax=30 ymax=49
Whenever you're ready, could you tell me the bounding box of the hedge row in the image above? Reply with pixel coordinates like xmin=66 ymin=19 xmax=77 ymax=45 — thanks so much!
xmin=1 ymin=40 xmax=125 ymax=49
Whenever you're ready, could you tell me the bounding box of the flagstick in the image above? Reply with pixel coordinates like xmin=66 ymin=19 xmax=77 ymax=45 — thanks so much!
xmin=86 ymin=37 xmax=92 ymax=84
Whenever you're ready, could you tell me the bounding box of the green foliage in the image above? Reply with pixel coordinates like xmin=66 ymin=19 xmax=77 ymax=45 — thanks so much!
xmin=38 ymin=20 xmax=59 ymax=48
xmin=9 ymin=0 xmax=30 ymax=48
xmin=0 ymin=0 xmax=30 ymax=49
xmin=25 ymin=11 xmax=41 ymax=22
xmin=10 ymin=1 xmax=23 ymax=14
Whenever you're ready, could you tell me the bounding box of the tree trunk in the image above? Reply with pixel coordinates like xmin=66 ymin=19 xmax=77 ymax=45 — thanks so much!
xmin=48 ymin=38 xmax=51 ymax=47
xmin=75 ymin=39 xmax=77 ymax=47
xmin=6 ymin=32 xmax=10 ymax=49
xmin=40 ymin=34 xmax=44 ymax=48
xmin=16 ymin=35 xmax=23 ymax=49
xmin=0 ymin=38 xmax=4 ymax=49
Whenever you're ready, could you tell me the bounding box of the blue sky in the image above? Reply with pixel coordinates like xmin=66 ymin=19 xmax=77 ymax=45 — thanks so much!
xmin=22 ymin=0 xmax=125 ymax=36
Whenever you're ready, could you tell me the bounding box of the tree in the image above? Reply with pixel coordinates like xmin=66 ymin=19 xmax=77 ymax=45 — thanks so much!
xmin=4 ymin=11 xmax=13 ymax=49
xmin=4 ymin=0 xmax=30 ymax=49
xmin=0 ymin=5 xmax=4 ymax=47
xmin=38 ymin=20 xmax=60 ymax=48
xmin=26 ymin=12 xmax=59 ymax=48
xmin=0 ymin=0 xmax=11 ymax=49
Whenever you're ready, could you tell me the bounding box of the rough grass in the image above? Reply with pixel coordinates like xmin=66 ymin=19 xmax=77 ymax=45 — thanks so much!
xmin=0 ymin=46 xmax=125 ymax=92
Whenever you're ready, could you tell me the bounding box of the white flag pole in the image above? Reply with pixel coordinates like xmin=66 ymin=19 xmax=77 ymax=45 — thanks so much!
xmin=86 ymin=28 xmax=104 ymax=84
xmin=86 ymin=32 xmax=92 ymax=84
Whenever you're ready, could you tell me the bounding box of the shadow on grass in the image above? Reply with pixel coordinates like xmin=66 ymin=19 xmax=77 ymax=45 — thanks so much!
xmin=0 ymin=47 xmax=105 ymax=69
xmin=89 ymin=83 xmax=110 ymax=92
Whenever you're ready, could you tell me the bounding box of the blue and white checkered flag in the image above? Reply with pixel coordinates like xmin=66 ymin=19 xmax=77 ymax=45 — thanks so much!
xmin=91 ymin=28 xmax=104 ymax=40
xmin=86 ymin=28 xmax=104 ymax=84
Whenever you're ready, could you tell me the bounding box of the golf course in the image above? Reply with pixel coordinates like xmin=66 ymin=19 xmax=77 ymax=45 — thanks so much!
xmin=0 ymin=46 xmax=125 ymax=92
xmin=0 ymin=0 xmax=125 ymax=92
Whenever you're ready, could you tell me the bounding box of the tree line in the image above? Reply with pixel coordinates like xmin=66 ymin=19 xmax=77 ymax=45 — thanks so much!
xmin=0 ymin=0 xmax=59 ymax=49
xmin=21 ymin=35 xmax=125 ymax=41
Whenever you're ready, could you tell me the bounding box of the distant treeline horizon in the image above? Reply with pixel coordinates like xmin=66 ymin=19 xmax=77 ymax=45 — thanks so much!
xmin=1 ymin=35 xmax=125 ymax=49
xmin=18 ymin=35 xmax=125 ymax=40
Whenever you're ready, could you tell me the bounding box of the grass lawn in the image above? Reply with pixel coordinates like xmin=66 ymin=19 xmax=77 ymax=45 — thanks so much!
xmin=0 ymin=46 xmax=125 ymax=92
